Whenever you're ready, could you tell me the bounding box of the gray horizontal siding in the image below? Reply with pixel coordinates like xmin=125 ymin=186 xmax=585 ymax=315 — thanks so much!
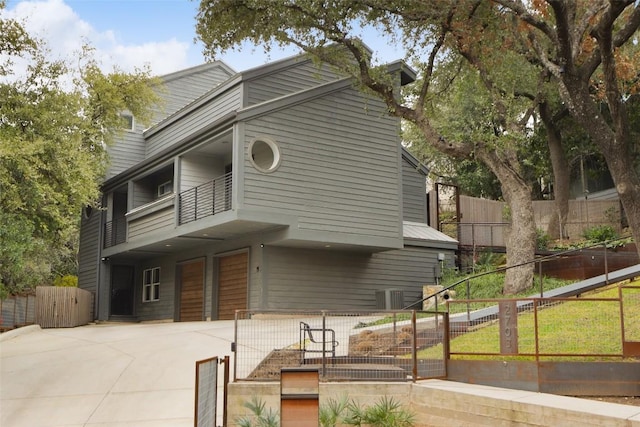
xmin=246 ymin=61 xmax=342 ymax=106
xmin=132 ymin=181 xmax=154 ymax=209
xmin=402 ymin=159 xmax=427 ymax=223
xmin=161 ymin=66 xmax=233 ymax=118
xmin=180 ymin=155 xmax=225 ymax=192
xmin=106 ymin=64 xmax=232 ymax=179
xmin=128 ymin=206 xmax=175 ymax=239
xmin=135 ymin=257 xmax=176 ymax=321
xmin=264 ymin=246 xmax=446 ymax=310
xmin=106 ymin=131 xmax=146 ymax=179
xmin=242 ymin=86 xmax=401 ymax=239
xmin=78 ymin=210 xmax=101 ymax=295
xmin=146 ymin=85 xmax=242 ymax=159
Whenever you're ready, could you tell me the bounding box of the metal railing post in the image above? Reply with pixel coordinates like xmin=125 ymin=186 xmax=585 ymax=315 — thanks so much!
xmin=194 ymin=186 xmax=198 ymax=222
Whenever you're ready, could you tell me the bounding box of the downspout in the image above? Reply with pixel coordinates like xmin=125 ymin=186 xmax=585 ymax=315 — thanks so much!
xmin=95 ymin=198 xmax=105 ymax=321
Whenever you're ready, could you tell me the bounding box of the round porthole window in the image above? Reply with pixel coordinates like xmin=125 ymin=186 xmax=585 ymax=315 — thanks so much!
xmin=249 ymin=137 xmax=281 ymax=173
xmin=83 ymin=205 xmax=93 ymax=219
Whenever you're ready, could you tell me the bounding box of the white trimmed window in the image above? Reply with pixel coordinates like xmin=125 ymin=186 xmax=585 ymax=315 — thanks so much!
xmin=157 ymin=180 xmax=173 ymax=197
xmin=120 ymin=112 xmax=135 ymax=131
xmin=142 ymin=267 xmax=160 ymax=302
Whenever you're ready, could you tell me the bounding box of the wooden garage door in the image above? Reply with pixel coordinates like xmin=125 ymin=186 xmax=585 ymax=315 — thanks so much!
xmin=218 ymin=252 xmax=248 ymax=320
xmin=179 ymin=259 xmax=204 ymax=321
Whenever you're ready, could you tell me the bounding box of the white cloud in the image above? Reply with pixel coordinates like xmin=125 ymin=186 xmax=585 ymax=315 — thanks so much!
xmin=2 ymin=0 xmax=192 ymax=76
xmin=110 ymin=40 xmax=190 ymax=75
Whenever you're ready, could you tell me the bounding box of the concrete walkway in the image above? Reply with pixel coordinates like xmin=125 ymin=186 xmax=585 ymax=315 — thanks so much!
xmin=1 ymin=321 xmax=235 ymax=427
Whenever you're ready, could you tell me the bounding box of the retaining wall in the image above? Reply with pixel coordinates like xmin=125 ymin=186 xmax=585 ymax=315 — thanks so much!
xmin=227 ymin=380 xmax=640 ymax=427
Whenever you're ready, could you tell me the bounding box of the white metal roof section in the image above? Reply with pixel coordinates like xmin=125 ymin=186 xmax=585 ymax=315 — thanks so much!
xmin=403 ymin=221 xmax=458 ymax=249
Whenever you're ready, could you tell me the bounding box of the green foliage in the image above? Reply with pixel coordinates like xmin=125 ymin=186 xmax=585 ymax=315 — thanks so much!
xmin=474 ymin=252 xmax=506 ymax=271
xmin=53 ymin=275 xmax=78 ymax=287
xmin=342 ymin=396 xmax=415 ymax=427
xmin=536 ymin=229 xmax=551 ymax=251
xmin=582 ymin=225 xmax=618 ymax=243
xmin=0 ymin=8 xmax=161 ymax=294
xmin=236 ymin=396 xmax=279 ymax=427
xmin=319 ymin=394 xmax=350 ymax=427
xmin=443 ymin=263 xmax=572 ymax=301
xmin=238 ymin=395 xmax=415 ymax=427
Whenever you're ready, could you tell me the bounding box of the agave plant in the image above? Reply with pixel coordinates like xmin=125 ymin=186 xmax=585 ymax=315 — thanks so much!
xmin=236 ymin=396 xmax=279 ymax=427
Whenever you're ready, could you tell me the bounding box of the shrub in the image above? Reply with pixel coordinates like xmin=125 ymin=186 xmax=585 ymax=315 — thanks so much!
xmin=536 ymin=229 xmax=551 ymax=250
xmin=238 ymin=395 xmax=415 ymax=427
xmin=582 ymin=225 xmax=618 ymax=243
xmin=53 ymin=275 xmax=78 ymax=287
xmin=343 ymin=396 xmax=415 ymax=427
xmin=236 ymin=396 xmax=279 ymax=427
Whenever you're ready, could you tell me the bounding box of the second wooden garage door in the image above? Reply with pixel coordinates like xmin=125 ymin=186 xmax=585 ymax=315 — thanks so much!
xmin=218 ymin=252 xmax=248 ymax=320
xmin=179 ymin=259 xmax=204 ymax=322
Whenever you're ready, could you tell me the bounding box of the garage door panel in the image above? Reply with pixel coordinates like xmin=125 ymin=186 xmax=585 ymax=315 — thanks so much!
xmin=179 ymin=259 xmax=204 ymax=322
xmin=218 ymin=252 xmax=247 ymax=320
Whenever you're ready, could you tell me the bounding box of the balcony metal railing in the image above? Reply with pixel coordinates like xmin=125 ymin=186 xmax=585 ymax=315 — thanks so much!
xmin=179 ymin=172 xmax=232 ymax=225
xmin=103 ymin=216 xmax=127 ymax=248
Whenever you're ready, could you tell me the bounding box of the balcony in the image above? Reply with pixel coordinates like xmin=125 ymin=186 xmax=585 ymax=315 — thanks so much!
xmin=178 ymin=172 xmax=232 ymax=225
xmin=103 ymin=217 xmax=126 ymax=248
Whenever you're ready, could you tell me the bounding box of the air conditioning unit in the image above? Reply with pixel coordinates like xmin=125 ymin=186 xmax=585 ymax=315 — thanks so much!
xmin=375 ymin=289 xmax=405 ymax=310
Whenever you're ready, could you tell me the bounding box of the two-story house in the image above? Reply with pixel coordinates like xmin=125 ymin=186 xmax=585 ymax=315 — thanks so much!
xmin=77 ymin=52 xmax=458 ymax=322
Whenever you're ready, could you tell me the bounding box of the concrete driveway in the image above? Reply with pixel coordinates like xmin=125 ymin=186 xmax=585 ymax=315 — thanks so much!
xmin=1 ymin=321 xmax=235 ymax=427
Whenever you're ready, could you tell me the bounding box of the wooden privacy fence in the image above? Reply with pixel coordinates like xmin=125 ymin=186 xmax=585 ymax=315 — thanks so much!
xmin=0 ymin=294 xmax=36 ymax=331
xmin=445 ymin=196 xmax=621 ymax=247
xmin=35 ymin=287 xmax=93 ymax=328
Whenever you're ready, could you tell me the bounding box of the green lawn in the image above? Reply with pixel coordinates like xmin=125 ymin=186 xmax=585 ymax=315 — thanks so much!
xmin=416 ymin=283 xmax=640 ymax=361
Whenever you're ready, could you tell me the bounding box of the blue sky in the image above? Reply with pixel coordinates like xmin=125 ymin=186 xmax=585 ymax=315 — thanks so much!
xmin=3 ymin=0 xmax=403 ymax=76
xmin=2 ymin=0 xmax=302 ymax=75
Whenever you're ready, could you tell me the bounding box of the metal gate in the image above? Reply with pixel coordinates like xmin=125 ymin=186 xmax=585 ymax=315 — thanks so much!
xmin=621 ymin=284 xmax=640 ymax=357
xmin=195 ymin=356 xmax=229 ymax=427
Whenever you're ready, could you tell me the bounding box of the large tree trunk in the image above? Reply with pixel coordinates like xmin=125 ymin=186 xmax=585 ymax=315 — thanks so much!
xmin=423 ymin=119 xmax=537 ymax=295
xmin=539 ymin=102 xmax=570 ymax=240
xmin=478 ymin=150 xmax=537 ymax=295
xmin=561 ymin=78 xmax=640 ymax=256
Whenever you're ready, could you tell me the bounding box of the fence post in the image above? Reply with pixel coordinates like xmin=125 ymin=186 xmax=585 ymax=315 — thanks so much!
xmin=412 ymin=310 xmax=417 ymax=382
xmin=538 ymin=259 xmax=543 ymax=297
xmin=465 ymin=279 xmax=471 ymax=323
xmin=321 ymin=310 xmax=327 ymax=378
xmin=443 ymin=311 xmax=450 ymax=378
xmin=604 ymin=242 xmax=609 ymax=285
xmin=472 ymin=224 xmax=477 ymax=270
xmin=534 ymin=300 xmax=540 ymax=362
xmin=222 ymin=355 xmax=230 ymax=427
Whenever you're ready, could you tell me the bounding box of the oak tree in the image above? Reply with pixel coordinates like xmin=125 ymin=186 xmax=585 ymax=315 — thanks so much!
xmin=0 ymin=2 xmax=160 ymax=294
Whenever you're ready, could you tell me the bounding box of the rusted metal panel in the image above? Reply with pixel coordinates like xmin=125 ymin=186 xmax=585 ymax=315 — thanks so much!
xmin=623 ymin=341 xmax=640 ymax=357
xmin=447 ymin=360 xmax=539 ymax=392
xmin=540 ymin=245 xmax=639 ymax=280
xmin=538 ymin=362 xmax=640 ymax=396
xmin=447 ymin=360 xmax=640 ymax=397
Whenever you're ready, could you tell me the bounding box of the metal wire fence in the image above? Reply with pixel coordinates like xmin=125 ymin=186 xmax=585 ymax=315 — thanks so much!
xmin=233 ymin=310 xmax=447 ymax=382
xmin=621 ymin=285 xmax=640 ymax=343
xmin=447 ymin=296 xmax=626 ymax=360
